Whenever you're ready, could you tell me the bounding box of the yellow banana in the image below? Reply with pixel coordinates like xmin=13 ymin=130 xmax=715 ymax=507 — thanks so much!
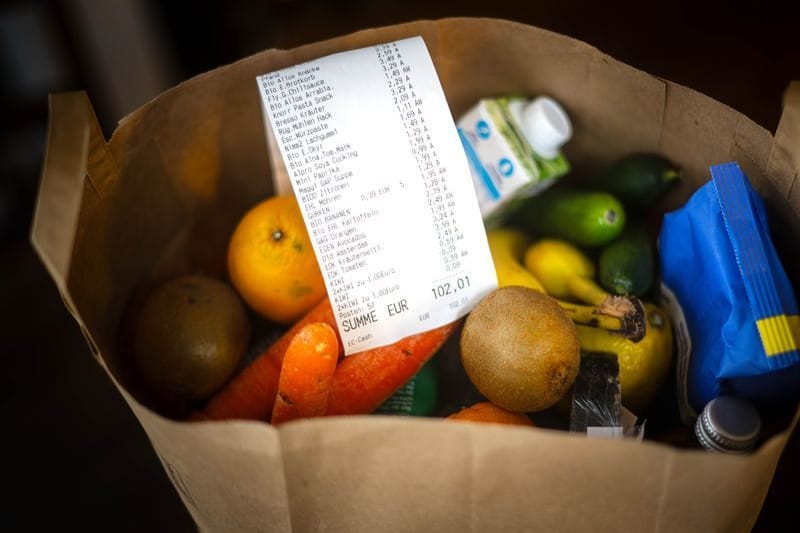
xmin=558 ymin=297 xmax=644 ymax=341
xmin=487 ymin=229 xmax=644 ymax=341
xmin=523 ymin=238 xmax=645 ymax=340
xmin=487 ymin=228 xmax=546 ymax=293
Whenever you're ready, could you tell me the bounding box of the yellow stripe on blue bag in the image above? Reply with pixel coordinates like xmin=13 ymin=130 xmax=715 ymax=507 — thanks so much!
xmin=712 ymin=162 xmax=800 ymax=362
xmin=756 ymin=314 xmax=800 ymax=357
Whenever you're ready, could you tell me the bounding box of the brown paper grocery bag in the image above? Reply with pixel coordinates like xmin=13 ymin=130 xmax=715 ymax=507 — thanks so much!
xmin=31 ymin=18 xmax=800 ymax=533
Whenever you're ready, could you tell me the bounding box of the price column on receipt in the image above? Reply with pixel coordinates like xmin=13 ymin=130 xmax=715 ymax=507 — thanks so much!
xmin=257 ymin=36 xmax=497 ymax=355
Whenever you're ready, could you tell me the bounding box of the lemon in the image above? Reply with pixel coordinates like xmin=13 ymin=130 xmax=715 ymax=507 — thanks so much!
xmin=574 ymin=302 xmax=673 ymax=414
xmin=523 ymin=239 xmax=596 ymax=299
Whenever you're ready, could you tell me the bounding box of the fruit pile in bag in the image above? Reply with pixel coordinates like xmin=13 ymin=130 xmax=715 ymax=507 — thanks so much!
xmin=125 ymin=95 xmax=797 ymax=452
xmin=128 ymin=148 xmax=673 ymax=427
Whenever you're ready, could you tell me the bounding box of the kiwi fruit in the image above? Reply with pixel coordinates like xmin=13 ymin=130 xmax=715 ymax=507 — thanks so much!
xmin=460 ymin=286 xmax=580 ymax=412
xmin=134 ymin=275 xmax=250 ymax=408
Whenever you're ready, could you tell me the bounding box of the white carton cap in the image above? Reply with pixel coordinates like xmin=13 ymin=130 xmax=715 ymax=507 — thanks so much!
xmin=521 ymin=96 xmax=572 ymax=159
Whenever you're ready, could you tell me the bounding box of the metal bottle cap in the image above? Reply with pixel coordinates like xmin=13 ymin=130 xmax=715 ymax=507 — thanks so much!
xmin=694 ymin=396 xmax=761 ymax=453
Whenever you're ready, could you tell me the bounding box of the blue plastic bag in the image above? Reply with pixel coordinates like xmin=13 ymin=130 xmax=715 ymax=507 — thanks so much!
xmin=659 ymin=162 xmax=800 ymax=423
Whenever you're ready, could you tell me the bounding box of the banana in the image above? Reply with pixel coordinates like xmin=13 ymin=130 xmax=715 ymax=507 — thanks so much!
xmin=486 ymin=228 xmax=546 ymax=293
xmin=558 ymin=296 xmax=645 ymax=342
xmin=487 ymin=229 xmax=644 ymax=341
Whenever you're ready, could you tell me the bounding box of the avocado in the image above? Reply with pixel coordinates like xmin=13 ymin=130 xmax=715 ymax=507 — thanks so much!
xmin=598 ymin=225 xmax=655 ymax=297
xmin=512 ymin=188 xmax=626 ymax=247
xmin=590 ymin=153 xmax=680 ymax=209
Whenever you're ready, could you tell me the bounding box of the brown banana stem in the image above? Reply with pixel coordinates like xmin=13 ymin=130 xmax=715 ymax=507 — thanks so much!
xmin=598 ymin=295 xmax=637 ymax=318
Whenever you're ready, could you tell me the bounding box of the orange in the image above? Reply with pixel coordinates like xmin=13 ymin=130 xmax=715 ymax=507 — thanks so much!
xmin=227 ymin=196 xmax=326 ymax=324
xmin=447 ymin=402 xmax=535 ymax=427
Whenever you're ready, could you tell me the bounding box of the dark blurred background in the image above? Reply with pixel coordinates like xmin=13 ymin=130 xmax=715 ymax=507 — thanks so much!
xmin=1 ymin=0 xmax=797 ymax=531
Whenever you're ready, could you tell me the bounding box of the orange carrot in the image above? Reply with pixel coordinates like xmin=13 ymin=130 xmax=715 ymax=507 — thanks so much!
xmin=325 ymin=319 xmax=461 ymax=416
xmin=197 ymin=298 xmax=338 ymax=421
xmin=271 ymin=322 xmax=339 ymax=425
xmin=197 ymin=296 xmax=460 ymax=422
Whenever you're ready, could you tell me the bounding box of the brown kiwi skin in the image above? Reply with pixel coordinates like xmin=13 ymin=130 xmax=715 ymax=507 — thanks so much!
xmin=460 ymin=286 xmax=580 ymax=413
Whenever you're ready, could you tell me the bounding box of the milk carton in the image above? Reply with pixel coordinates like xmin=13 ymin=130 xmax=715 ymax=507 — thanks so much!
xmin=457 ymin=96 xmax=572 ymax=226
